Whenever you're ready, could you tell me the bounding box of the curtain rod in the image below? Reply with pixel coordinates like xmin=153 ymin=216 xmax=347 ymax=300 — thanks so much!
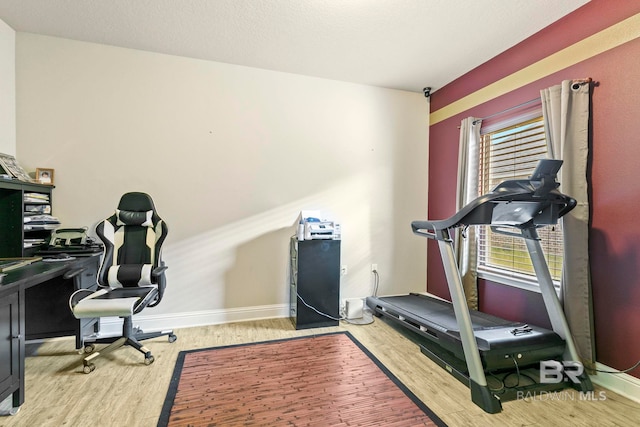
xmin=473 ymin=97 xmax=541 ymax=125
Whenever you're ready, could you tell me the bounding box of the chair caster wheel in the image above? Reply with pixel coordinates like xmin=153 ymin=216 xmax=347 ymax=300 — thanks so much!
xmin=83 ymin=363 xmax=96 ymax=374
xmin=168 ymin=334 xmax=177 ymax=343
xmin=84 ymin=344 xmax=95 ymax=354
xmin=145 ymin=355 xmax=155 ymax=365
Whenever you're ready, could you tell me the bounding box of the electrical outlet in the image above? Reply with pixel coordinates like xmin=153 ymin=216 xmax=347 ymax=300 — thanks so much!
xmin=341 ymin=265 xmax=348 ymax=275
xmin=371 ymin=263 xmax=378 ymax=272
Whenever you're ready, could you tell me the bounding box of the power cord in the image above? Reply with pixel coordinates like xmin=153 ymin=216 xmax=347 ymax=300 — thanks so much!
xmin=296 ymin=293 xmax=375 ymax=325
xmin=343 ymin=306 xmax=375 ymax=325
xmin=292 ymin=251 xmax=379 ymax=325
xmin=372 ymin=269 xmax=380 ymax=296
xmin=331 ymin=269 xmax=378 ymax=326
xmin=596 ymin=359 xmax=640 ymax=374
xmin=487 ymin=355 xmax=537 ymax=393
xmin=512 ymin=355 xmax=521 ymax=386
xmin=296 ymin=292 xmax=344 ymax=321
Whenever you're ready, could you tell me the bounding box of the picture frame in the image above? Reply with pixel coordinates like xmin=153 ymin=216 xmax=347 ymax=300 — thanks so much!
xmin=36 ymin=168 xmax=55 ymax=185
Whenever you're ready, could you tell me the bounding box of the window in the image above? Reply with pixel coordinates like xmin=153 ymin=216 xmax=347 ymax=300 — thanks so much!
xmin=477 ymin=116 xmax=564 ymax=288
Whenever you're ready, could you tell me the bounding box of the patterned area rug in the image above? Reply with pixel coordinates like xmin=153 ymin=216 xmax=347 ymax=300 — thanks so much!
xmin=158 ymin=332 xmax=446 ymax=426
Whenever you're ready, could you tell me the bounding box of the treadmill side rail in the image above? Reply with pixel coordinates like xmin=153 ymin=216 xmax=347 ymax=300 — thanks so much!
xmin=437 ymin=239 xmax=487 ymax=383
xmin=522 ymin=227 xmax=593 ymax=393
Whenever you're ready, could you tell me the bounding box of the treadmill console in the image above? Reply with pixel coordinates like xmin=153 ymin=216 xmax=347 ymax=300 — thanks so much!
xmin=491 ymin=159 xmax=563 ymax=197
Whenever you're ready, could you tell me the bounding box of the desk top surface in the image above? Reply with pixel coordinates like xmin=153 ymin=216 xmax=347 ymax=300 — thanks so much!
xmin=0 ymin=255 xmax=99 ymax=296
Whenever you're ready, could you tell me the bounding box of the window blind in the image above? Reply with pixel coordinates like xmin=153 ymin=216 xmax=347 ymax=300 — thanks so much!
xmin=478 ymin=117 xmax=564 ymax=283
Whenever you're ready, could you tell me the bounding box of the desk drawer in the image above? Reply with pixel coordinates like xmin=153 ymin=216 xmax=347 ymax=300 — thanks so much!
xmin=77 ymin=268 xmax=98 ymax=291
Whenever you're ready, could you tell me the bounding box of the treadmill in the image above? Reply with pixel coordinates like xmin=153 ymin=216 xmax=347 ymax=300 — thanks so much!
xmin=366 ymin=159 xmax=592 ymax=413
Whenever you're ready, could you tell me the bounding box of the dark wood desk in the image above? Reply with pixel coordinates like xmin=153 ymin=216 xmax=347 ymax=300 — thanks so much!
xmin=0 ymin=255 xmax=100 ymax=412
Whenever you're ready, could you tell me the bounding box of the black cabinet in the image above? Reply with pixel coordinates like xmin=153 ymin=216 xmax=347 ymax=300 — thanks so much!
xmin=0 ymin=255 xmax=100 ymax=411
xmin=0 ymin=292 xmax=21 ymax=412
xmin=290 ymin=238 xmax=340 ymax=329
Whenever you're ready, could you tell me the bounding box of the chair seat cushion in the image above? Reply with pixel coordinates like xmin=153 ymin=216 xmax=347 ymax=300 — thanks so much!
xmin=72 ymin=287 xmax=158 ymax=318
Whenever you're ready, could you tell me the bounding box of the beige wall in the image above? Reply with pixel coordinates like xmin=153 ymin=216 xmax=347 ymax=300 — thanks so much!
xmin=0 ymin=19 xmax=15 ymax=155
xmin=15 ymin=33 xmax=429 ymax=326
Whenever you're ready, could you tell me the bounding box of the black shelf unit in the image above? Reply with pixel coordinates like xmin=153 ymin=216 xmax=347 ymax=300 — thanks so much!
xmin=289 ymin=237 xmax=340 ymax=329
xmin=0 ymin=179 xmax=54 ymax=258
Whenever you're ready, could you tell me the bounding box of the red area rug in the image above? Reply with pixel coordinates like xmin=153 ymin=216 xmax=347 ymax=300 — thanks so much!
xmin=158 ymin=332 xmax=446 ymax=426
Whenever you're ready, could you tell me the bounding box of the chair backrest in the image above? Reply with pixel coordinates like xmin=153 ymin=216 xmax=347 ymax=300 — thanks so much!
xmin=96 ymin=192 xmax=168 ymax=289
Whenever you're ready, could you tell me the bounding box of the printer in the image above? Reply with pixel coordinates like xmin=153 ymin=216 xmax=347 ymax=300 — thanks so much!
xmin=298 ymin=211 xmax=340 ymax=240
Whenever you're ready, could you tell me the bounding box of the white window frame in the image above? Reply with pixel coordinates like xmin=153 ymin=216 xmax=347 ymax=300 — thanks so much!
xmin=476 ymin=111 xmax=563 ymax=294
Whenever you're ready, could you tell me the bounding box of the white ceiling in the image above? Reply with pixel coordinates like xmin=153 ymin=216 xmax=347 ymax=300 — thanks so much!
xmin=0 ymin=0 xmax=589 ymax=93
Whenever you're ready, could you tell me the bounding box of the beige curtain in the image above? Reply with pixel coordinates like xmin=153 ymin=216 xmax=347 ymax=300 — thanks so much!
xmin=540 ymin=79 xmax=595 ymax=370
xmin=456 ymin=117 xmax=482 ymax=310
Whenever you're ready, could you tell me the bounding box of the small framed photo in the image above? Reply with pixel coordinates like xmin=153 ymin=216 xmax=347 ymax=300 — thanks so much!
xmin=36 ymin=168 xmax=54 ymax=185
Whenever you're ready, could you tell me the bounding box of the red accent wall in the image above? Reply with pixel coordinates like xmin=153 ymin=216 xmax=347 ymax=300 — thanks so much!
xmin=428 ymin=0 xmax=640 ymax=377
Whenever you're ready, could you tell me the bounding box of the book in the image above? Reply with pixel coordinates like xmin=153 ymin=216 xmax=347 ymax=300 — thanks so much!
xmin=0 ymin=153 xmax=34 ymax=182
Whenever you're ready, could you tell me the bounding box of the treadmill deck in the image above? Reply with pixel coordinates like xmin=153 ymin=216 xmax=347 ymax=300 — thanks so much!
xmin=366 ymin=293 xmax=565 ymax=371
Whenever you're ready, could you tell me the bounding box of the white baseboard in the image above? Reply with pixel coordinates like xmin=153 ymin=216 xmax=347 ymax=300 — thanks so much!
xmin=97 ymin=304 xmax=290 ymax=336
xmin=591 ymin=362 xmax=640 ymax=403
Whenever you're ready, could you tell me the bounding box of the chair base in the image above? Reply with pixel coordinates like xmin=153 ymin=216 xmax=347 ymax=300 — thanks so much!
xmin=79 ymin=316 xmax=177 ymax=373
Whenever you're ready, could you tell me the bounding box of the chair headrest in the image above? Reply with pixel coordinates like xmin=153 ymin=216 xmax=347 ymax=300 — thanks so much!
xmin=114 ymin=193 xmax=160 ymax=226
xmin=117 ymin=192 xmax=157 ymax=212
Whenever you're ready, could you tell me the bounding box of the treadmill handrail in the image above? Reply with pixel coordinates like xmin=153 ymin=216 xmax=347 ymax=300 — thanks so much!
xmin=412 ymin=160 xmax=576 ymax=240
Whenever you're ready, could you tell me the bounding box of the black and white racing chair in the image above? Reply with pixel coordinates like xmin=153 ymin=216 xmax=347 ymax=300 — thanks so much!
xmin=69 ymin=192 xmax=176 ymax=373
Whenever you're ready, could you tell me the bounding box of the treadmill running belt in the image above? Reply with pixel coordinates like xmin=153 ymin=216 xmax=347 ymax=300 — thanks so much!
xmin=376 ymin=294 xmax=517 ymax=332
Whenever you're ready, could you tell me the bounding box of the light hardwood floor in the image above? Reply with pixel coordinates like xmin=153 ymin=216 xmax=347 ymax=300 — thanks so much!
xmin=1 ymin=317 xmax=638 ymax=426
